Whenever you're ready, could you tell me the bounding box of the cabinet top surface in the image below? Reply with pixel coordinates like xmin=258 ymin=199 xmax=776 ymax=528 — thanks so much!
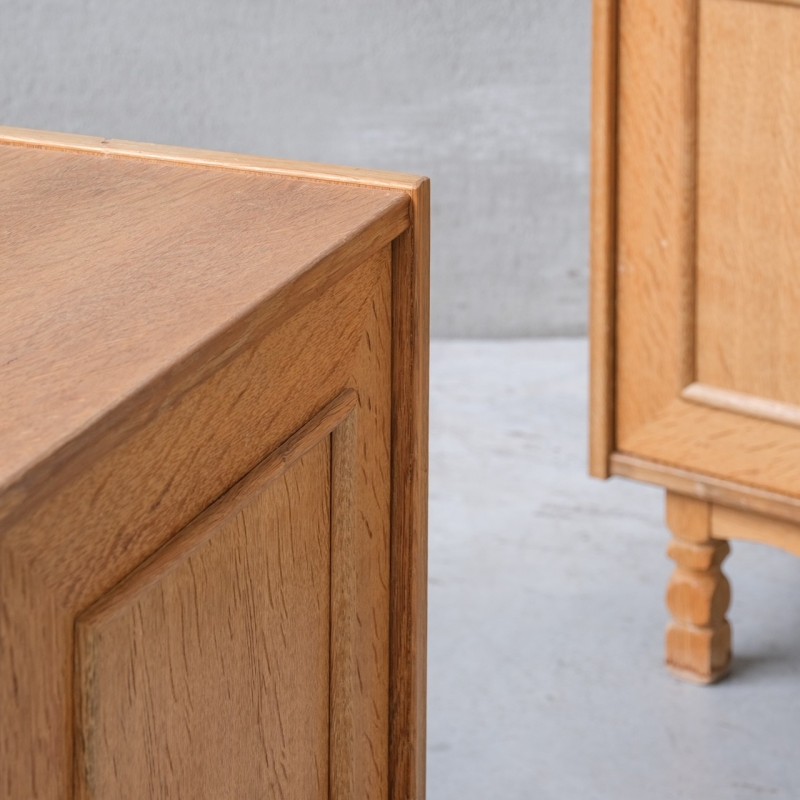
xmin=0 ymin=132 xmax=411 ymax=496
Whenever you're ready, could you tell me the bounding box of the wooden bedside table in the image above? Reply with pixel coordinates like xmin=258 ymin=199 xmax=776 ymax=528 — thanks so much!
xmin=591 ymin=0 xmax=800 ymax=684
xmin=0 ymin=128 xmax=429 ymax=799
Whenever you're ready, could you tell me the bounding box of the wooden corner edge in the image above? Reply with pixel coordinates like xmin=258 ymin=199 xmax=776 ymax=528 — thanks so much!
xmin=589 ymin=0 xmax=619 ymax=480
xmin=0 ymin=125 xmax=427 ymax=194
xmin=388 ymin=173 xmax=429 ymax=800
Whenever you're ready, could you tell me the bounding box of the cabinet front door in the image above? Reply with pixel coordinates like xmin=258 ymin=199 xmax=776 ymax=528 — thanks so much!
xmin=614 ymin=0 xmax=800 ymax=499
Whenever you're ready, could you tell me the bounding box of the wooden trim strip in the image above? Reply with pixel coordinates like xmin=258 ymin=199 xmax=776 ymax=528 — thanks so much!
xmin=0 ymin=126 xmax=427 ymax=194
xmin=389 ymin=179 xmax=429 ymax=800
xmin=682 ymin=0 xmax=702 ymax=387
xmin=74 ymin=390 xmax=357 ymax=624
xmin=75 ymin=392 xmax=357 ymax=797
xmin=682 ymin=382 xmax=800 ymax=428
xmin=589 ymin=0 xmax=619 ymax=479
xmin=725 ymin=0 xmax=800 ymax=8
xmin=611 ymin=452 xmax=800 ymax=525
xmin=329 ymin=406 xmax=359 ymax=800
xmin=712 ymin=504 xmax=800 ymax=558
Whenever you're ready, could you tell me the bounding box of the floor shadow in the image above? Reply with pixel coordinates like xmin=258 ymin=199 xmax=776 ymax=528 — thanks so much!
xmin=729 ymin=650 xmax=800 ymax=683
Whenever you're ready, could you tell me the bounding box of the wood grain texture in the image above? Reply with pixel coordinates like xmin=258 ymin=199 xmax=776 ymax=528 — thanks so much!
xmin=665 ymin=492 xmax=732 ymax=684
xmin=682 ymin=382 xmax=800 ymax=428
xmin=611 ymin=452 xmax=800 ymax=525
xmin=616 ymin=399 xmax=800 ymax=499
xmin=712 ymin=504 xmax=800 ymax=559
xmin=695 ymin=0 xmax=800 ymax=407
xmin=595 ymin=0 xmax=800 ymax=687
xmin=0 ymin=129 xmax=428 ymax=798
xmin=0 ymin=246 xmax=402 ymax=796
xmin=76 ymin=436 xmax=333 ymax=800
xmin=330 ymin=409 xmax=359 ymax=800
xmin=0 ymin=125 xmax=426 ymax=192
xmin=615 ymin=0 xmax=697 ymax=442
xmin=389 ymin=179 xmax=430 ymax=800
xmin=610 ymin=0 xmax=800 ymax=500
xmin=611 ymin=0 xmax=698 ymax=450
xmin=0 ymin=142 xmax=408 ymax=524
xmin=589 ymin=0 xmax=619 ymax=479
xmin=733 ymin=0 xmax=800 ymax=7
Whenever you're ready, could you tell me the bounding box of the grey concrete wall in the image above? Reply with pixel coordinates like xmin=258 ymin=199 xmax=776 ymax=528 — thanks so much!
xmin=1 ymin=0 xmax=592 ymax=337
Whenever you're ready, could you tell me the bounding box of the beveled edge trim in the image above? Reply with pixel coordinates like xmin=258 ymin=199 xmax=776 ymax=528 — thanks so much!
xmin=589 ymin=0 xmax=619 ymax=479
xmin=0 ymin=126 xmax=427 ymax=194
xmin=389 ymin=178 xmax=429 ymax=800
xmin=0 ymin=205 xmax=407 ymax=532
xmin=611 ymin=451 xmax=800 ymax=525
xmin=75 ymin=389 xmax=356 ymax=627
xmin=328 ymin=405 xmax=360 ymax=800
xmin=684 ymin=0 xmax=702 ymax=387
xmin=712 ymin=503 xmax=800 ymax=557
xmin=74 ymin=390 xmax=357 ymax=799
xmin=724 ymin=0 xmax=800 ymax=7
xmin=682 ymin=382 xmax=800 ymax=428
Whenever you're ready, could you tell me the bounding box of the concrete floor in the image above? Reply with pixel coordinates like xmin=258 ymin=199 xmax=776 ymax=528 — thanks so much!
xmin=427 ymin=339 xmax=800 ymax=800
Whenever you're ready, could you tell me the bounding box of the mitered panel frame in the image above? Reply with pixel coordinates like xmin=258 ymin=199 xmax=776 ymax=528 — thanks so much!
xmin=594 ymin=0 xmax=800 ymax=512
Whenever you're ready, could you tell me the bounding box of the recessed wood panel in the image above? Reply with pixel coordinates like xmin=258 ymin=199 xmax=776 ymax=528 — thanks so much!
xmin=75 ymin=439 xmax=332 ymax=800
xmin=613 ymin=0 xmax=800 ymax=502
xmin=695 ymin=0 xmax=800 ymax=405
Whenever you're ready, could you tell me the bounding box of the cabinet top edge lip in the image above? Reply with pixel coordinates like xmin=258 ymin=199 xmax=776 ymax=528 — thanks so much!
xmin=0 ymin=126 xmax=416 ymax=527
xmin=0 ymin=125 xmax=430 ymax=195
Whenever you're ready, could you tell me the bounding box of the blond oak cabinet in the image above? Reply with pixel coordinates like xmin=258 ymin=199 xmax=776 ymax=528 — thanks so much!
xmin=0 ymin=128 xmax=429 ymax=798
xmin=591 ymin=0 xmax=800 ymax=683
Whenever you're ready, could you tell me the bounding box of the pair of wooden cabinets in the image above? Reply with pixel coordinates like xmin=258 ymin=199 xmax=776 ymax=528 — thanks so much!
xmin=592 ymin=0 xmax=800 ymax=683
xmin=7 ymin=4 xmax=799 ymax=791
xmin=0 ymin=129 xmax=428 ymax=798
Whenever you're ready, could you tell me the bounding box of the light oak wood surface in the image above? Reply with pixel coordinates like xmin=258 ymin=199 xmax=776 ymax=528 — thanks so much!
xmin=696 ymin=0 xmax=800 ymax=407
xmin=711 ymin=504 xmax=800 ymax=560
xmin=610 ymin=0 xmax=800 ymax=501
xmin=589 ymin=0 xmax=619 ymax=479
xmin=0 ymin=138 xmax=407 ymax=521
xmin=77 ymin=435 xmax=333 ymax=799
xmin=0 ymin=129 xmax=429 ymax=798
xmin=666 ymin=492 xmax=732 ymax=684
xmin=591 ymin=0 xmax=800 ymax=683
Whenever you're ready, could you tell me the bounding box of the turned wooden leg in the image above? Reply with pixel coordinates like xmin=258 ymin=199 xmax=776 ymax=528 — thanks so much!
xmin=665 ymin=491 xmax=731 ymax=684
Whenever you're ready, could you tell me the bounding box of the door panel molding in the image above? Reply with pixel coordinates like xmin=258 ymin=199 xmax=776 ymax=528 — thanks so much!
xmin=74 ymin=393 xmax=358 ymax=799
xmin=615 ymin=0 xmax=800 ymax=498
xmin=682 ymin=382 xmax=800 ymax=428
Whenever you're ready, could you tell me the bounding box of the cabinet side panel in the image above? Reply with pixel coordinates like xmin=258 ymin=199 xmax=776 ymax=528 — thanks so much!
xmin=75 ymin=439 xmax=332 ymax=800
xmin=1 ymin=243 xmax=395 ymax=799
